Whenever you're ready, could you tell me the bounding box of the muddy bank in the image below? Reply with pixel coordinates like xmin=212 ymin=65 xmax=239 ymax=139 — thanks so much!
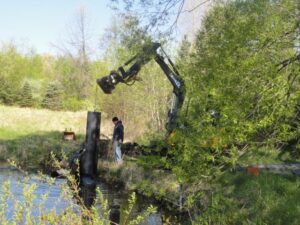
xmin=97 ymin=159 xmax=184 ymax=209
xmin=97 ymin=159 xmax=191 ymax=224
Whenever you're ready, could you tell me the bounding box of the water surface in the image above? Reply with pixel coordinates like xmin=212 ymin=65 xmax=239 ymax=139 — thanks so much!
xmin=0 ymin=167 xmax=162 ymax=224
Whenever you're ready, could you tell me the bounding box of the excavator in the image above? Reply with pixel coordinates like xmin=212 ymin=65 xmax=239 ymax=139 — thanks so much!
xmin=72 ymin=42 xmax=185 ymax=209
xmin=96 ymin=42 xmax=185 ymax=133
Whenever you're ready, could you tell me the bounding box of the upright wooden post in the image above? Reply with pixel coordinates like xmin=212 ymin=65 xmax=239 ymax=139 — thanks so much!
xmin=80 ymin=111 xmax=101 ymax=177
xmin=79 ymin=111 xmax=101 ymax=208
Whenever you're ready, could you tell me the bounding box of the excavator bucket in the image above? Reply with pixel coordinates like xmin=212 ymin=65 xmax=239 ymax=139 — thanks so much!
xmin=97 ymin=76 xmax=113 ymax=94
xmin=97 ymin=71 xmax=124 ymax=94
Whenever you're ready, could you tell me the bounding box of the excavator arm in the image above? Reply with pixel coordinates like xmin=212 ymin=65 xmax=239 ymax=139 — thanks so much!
xmin=97 ymin=42 xmax=185 ymax=133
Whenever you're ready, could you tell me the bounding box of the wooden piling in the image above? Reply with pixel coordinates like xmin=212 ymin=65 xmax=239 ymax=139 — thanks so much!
xmin=80 ymin=111 xmax=101 ymax=178
xmin=79 ymin=111 xmax=101 ymax=208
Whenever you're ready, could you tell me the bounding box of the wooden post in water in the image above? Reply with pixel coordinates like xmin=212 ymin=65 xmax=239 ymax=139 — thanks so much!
xmin=109 ymin=200 xmax=120 ymax=225
xmin=79 ymin=111 xmax=101 ymax=208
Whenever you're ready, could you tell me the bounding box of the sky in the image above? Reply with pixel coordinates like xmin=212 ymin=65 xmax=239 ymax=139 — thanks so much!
xmin=0 ymin=0 xmax=211 ymax=57
xmin=0 ymin=0 xmax=113 ymax=55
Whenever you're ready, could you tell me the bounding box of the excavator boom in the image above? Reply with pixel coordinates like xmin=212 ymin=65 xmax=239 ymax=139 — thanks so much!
xmin=97 ymin=42 xmax=185 ymax=133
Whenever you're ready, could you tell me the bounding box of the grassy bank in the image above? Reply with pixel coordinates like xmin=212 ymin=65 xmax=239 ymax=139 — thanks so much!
xmin=196 ymin=172 xmax=300 ymax=225
xmin=2 ymin=105 xmax=300 ymax=224
xmin=98 ymin=158 xmax=300 ymax=224
xmin=0 ymin=105 xmax=113 ymax=168
xmin=98 ymin=159 xmax=180 ymax=204
xmin=98 ymin=145 xmax=300 ymax=224
xmin=0 ymin=105 xmax=115 ymax=138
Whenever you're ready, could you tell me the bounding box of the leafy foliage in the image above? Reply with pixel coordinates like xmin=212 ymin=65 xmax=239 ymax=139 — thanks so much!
xmin=1 ymin=1 xmax=300 ymax=222
xmin=196 ymin=173 xmax=300 ymax=225
xmin=169 ymin=0 xmax=300 ymax=183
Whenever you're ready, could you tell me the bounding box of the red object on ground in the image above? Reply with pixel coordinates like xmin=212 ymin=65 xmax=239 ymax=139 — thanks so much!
xmin=63 ymin=131 xmax=76 ymax=141
xmin=247 ymin=166 xmax=260 ymax=176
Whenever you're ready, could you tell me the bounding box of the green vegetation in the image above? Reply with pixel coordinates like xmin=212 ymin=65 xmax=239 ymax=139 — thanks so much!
xmin=0 ymin=105 xmax=87 ymax=167
xmin=101 ymin=0 xmax=300 ymax=223
xmin=0 ymin=160 xmax=156 ymax=225
xmin=99 ymin=151 xmax=300 ymax=224
xmin=164 ymin=0 xmax=300 ymax=222
xmin=0 ymin=105 xmax=88 ymax=135
xmin=41 ymin=81 xmax=63 ymax=110
xmin=170 ymin=0 xmax=300 ymax=182
xmin=20 ymin=82 xmax=34 ymax=108
xmin=1 ymin=0 xmax=300 ymax=223
xmin=98 ymin=159 xmax=179 ymax=204
xmin=197 ymin=173 xmax=300 ymax=225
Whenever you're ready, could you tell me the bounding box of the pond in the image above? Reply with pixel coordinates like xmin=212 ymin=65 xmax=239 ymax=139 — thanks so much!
xmin=0 ymin=166 xmax=164 ymax=224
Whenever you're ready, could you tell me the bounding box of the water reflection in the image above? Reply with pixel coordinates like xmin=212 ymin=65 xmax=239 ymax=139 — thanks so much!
xmin=0 ymin=168 xmax=162 ymax=225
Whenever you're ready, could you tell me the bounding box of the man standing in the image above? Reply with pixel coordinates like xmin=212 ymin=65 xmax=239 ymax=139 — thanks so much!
xmin=112 ymin=117 xmax=124 ymax=163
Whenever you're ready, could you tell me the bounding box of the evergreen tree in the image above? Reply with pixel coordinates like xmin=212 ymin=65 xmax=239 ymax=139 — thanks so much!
xmin=0 ymin=75 xmax=19 ymax=105
xmin=42 ymin=82 xmax=63 ymax=110
xmin=20 ymin=82 xmax=34 ymax=107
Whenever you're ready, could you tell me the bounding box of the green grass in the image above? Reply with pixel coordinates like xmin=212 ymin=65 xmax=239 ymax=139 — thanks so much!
xmin=190 ymin=145 xmax=300 ymax=224
xmin=0 ymin=105 xmax=93 ymax=168
xmin=0 ymin=127 xmax=25 ymax=140
xmin=196 ymin=172 xmax=300 ymax=225
xmin=0 ymin=105 xmax=88 ymax=137
xmin=0 ymin=130 xmax=85 ymax=168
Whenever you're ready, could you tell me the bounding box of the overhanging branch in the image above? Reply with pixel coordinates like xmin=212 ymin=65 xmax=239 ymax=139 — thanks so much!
xmin=277 ymin=53 xmax=300 ymax=71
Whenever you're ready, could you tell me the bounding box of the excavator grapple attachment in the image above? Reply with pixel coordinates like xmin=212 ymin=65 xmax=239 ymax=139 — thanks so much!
xmin=97 ymin=71 xmax=123 ymax=94
xmin=97 ymin=76 xmax=113 ymax=94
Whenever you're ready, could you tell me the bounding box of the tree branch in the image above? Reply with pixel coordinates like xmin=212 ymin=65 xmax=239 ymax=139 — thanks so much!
xmin=277 ymin=53 xmax=300 ymax=71
xmin=182 ymin=0 xmax=211 ymax=13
